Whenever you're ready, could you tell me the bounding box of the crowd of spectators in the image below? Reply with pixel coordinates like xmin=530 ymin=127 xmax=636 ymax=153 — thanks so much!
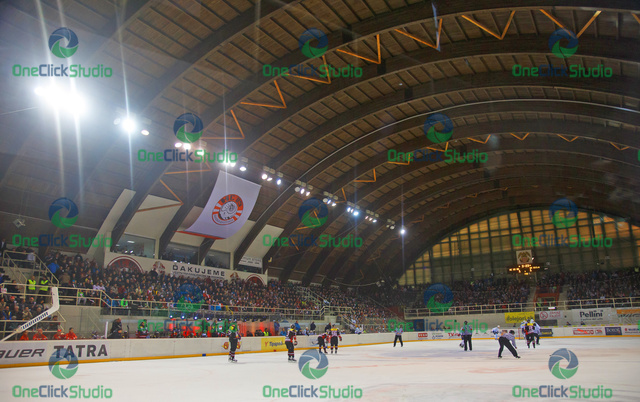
xmin=565 ymin=269 xmax=640 ymax=303
xmin=4 ymin=246 xmax=640 ymax=339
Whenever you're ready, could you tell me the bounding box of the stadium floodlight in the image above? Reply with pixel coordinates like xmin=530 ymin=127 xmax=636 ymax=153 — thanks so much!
xmin=261 ymin=173 xmax=268 ymax=180
xmin=121 ymin=117 xmax=137 ymax=133
xmin=353 ymin=210 xmax=359 ymax=216
xmin=35 ymin=85 xmax=87 ymax=115
xmin=400 ymin=227 xmax=406 ymax=235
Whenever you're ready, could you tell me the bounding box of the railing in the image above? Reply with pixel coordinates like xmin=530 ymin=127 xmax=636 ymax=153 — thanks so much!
xmin=404 ymin=296 xmax=640 ymax=319
xmin=0 ymin=291 xmax=67 ymax=340
xmin=1 ymin=250 xmax=59 ymax=287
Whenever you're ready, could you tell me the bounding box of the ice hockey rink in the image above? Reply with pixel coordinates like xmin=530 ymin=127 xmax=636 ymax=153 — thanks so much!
xmin=1 ymin=337 xmax=639 ymax=402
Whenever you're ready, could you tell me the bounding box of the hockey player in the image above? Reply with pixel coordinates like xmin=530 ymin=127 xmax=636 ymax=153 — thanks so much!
xmin=228 ymin=324 xmax=241 ymax=363
xmin=491 ymin=325 xmax=501 ymax=340
xmin=498 ymin=330 xmax=521 ymax=359
xmin=317 ymin=331 xmax=328 ymax=354
xmin=520 ymin=321 xmax=527 ymax=339
xmin=525 ymin=321 xmax=536 ymax=349
xmin=285 ymin=324 xmax=297 ymax=362
xmin=330 ymin=326 xmax=342 ymax=354
xmin=533 ymin=321 xmax=542 ymax=345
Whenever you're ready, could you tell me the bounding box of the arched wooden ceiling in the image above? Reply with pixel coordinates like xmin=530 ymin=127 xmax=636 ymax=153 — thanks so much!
xmin=1 ymin=0 xmax=639 ymax=285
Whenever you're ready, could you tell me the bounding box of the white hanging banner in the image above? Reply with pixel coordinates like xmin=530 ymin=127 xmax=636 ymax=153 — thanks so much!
xmin=178 ymin=171 xmax=261 ymax=240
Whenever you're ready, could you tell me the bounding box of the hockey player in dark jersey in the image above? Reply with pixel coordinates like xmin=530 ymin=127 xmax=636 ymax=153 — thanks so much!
xmin=317 ymin=331 xmax=328 ymax=354
xmin=524 ymin=321 xmax=536 ymax=349
xmin=330 ymin=326 xmax=342 ymax=354
xmin=228 ymin=325 xmax=241 ymax=363
xmin=286 ymin=324 xmax=297 ymax=362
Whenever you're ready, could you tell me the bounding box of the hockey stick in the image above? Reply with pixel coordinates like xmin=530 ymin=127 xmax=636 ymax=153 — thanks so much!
xmin=1 ymin=287 xmax=59 ymax=342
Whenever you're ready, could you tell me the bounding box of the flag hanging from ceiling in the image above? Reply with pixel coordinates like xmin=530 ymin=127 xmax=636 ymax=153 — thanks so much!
xmin=177 ymin=171 xmax=261 ymax=240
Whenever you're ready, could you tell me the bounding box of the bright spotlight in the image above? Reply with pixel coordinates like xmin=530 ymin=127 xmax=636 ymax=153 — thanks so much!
xmin=300 ymin=188 xmax=305 ymax=194
xmin=353 ymin=211 xmax=359 ymax=216
xmin=276 ymin=179 xmax=282 ymax=185
xmin=122 ymin=117 xmax=137 ymax=133
xmin=175 ymin=142 xmax=182 ymax=148
xmin=400 ymin=227 xmax=406 ymax=235
xmin=332 ymin=202 xmax=336 ymax=207
xmin=267 ymin=176 xmax=273 ymax=181
xmin=183 ymin=143 xmax=191 ymax=150
xmin=305 ymin=191 xmax=310 ymax=196
xmin=239 ymin=166 xmax=247 ymax=172
xmin=261 ymin=173 xmax=268 ymax=180
xmin=35 ymin=85 xmax=87 ymax=115
xmin=141 ymin=129 xmax=149 ymax=136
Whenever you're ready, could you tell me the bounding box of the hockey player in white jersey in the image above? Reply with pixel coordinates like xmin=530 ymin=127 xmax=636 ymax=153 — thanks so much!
xmin=491 ymin=325 xmax=501 ymax=340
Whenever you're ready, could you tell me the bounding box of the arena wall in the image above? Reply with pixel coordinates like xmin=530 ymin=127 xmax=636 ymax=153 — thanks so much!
xmin=1 ymin=326 xmax=638 ymax=369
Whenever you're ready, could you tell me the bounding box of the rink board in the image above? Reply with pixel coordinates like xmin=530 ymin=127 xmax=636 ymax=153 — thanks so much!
xmin=1 ymin=325 xmax=638 ymax=368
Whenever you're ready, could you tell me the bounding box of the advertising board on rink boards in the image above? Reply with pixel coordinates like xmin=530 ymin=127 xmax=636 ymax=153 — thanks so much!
xmin=572 ymin=327 xmax=604 ymax=336
xmin=504 ymin=312 xmax=535 ymax=323
xmin=571 ymin=308 xmax=615 ymax=324
xmin=261 ymin=336 xmax=288 ymax=352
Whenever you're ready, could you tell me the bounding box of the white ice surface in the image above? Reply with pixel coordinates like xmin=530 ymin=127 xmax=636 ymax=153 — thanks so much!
xmin=1 ymin=337 xmax=638 ymax=402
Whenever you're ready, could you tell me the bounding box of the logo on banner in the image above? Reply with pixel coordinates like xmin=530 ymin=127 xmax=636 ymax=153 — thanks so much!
xmin=211 ymin=194 xmax=244 ymax=225
xmin=49 ymin=28 xmax=79 ymax=58
xmin=549 ymin=198 xmax=578 ymax=228
xmin=49 ymin=350 xmax=78 ymax=379
xmin=49 ymin=198 xmax=79 ymax=229
xmin=516 ymin=250 xmax=533 ymax=264
xmin=548 ymin=349 xmax=579 ymax=379
xmin=299 ymin=349 xmax=329 ymax=379
xmin=423 ymin=283 xmax=454 ymax=313
xmin=173 ymin=113 xmax=204 ymax=144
